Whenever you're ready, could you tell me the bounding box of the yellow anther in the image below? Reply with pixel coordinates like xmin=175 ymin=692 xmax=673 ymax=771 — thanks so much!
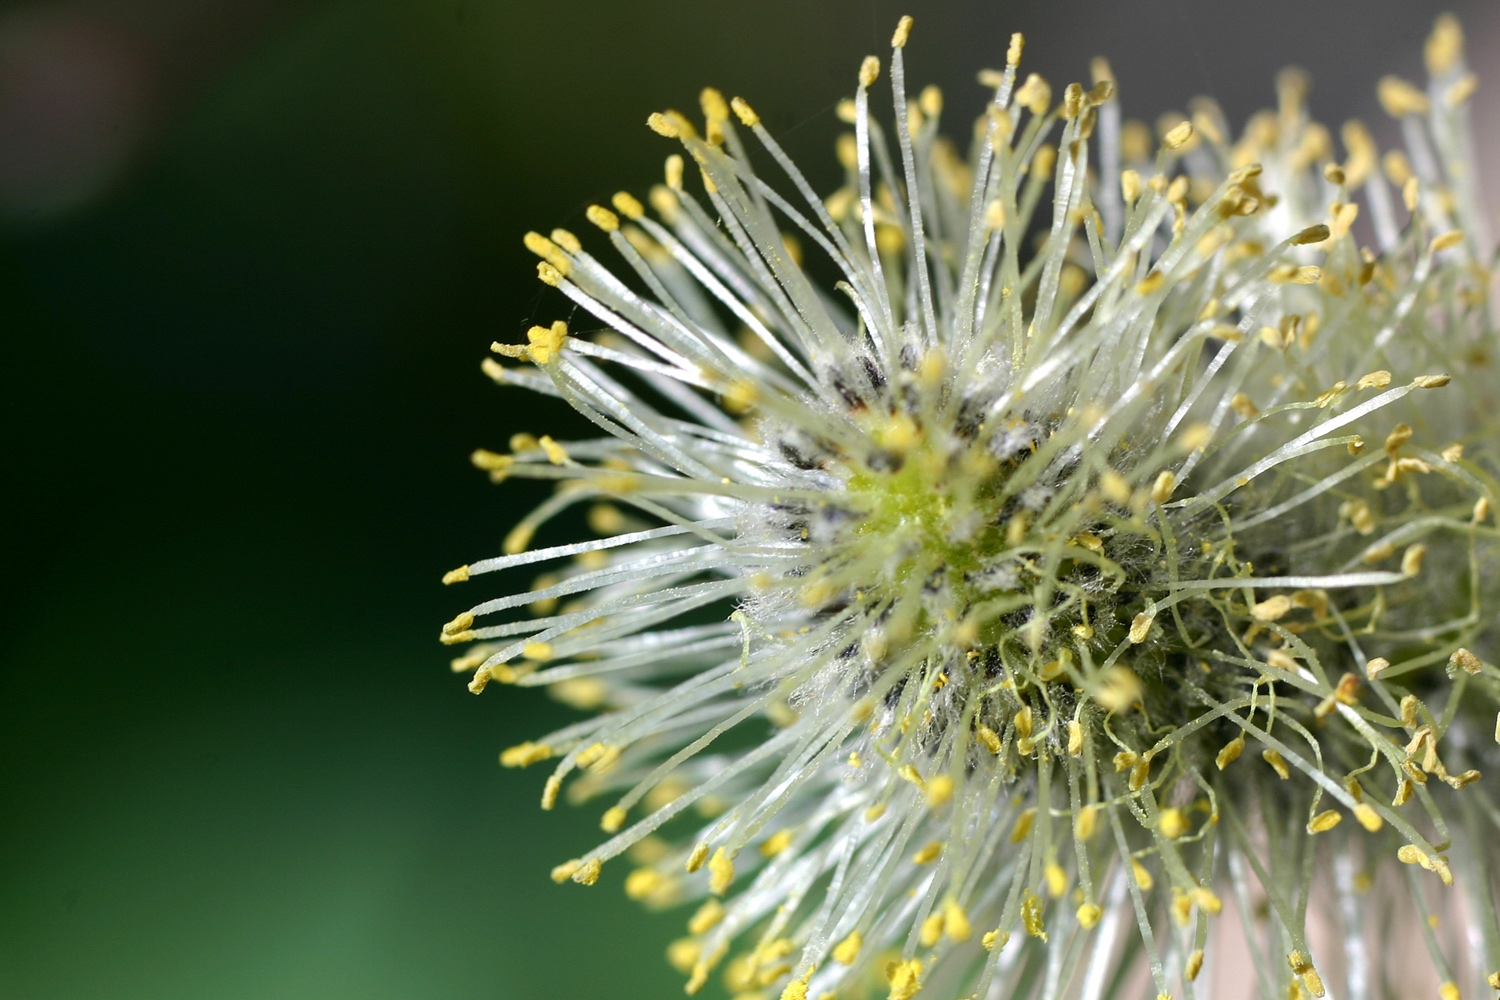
xmin=723 ymin=379 xmax=759 ymax=414
xmin=1158 ymin=807 xmax=1189 ymax=839
xmin=1016 ymin=74 xmax=1052 ymax=116
xmin=1397 ymin=844 xmax=1428 ymax=866
xmin=858 ymin=56 xmax=880 ymax=88
xmin=1067 ymin=720 xmax=1084 ymax=756
xmin=666 ymin=937 xmax=699 ymax=974
xmin=1426 ymin=14 xmax=1464 ymax=73
xmin=1077 ymin=902 xmax=1102 ymax=929
xmin=1013 ymin=705 xmax=1034 ymax=739
xmin=728 ymin=96 xmax=759 ymax=127
xmin=1021 ymin=890 xmax=1047 ymax=941
xmin=754 ymin=829 xmax=794 ymax=858
xmin=832 ymin=929 xmax=862 ymax=965
xmin=1353 ymin=803 xmax=1384 ymax=832
xmin=1136 ymin=271 xmax=1166 ymax=296
xmin=599 ymin=805 xmax=628 ymax=833
xmin=1308 ymin=810 xmax=1342 ymax=833
xmin=1150 ymin=470 xmax=1176 ymax=504
xmin=1401 ymin=543 xmax=1427 ymax=577
xmin=526 ymin=321 xmax=568 ymax=365
xmin=1009 ymin=808 xmax=1036 ymax=844
xmin=707 ymin=848 xmax=735 ymax=895
xmin=570 ymin=858 xmax=601 ymax=886
xmin=942 ymin=899 xmax=971 ymax=942
xmin=1356 ymin=370 xmax=1392 ymax=390
xmin=1185 ymin=949 xmax=1204 ymax=981
xmin=549 ymin=859 xmax=582 ymax=883
xmin=887 ymin=958 xmax=923 ymax=1000
xmin=522 ymin=641 xmax=554 ymax=661
xmin=442 ymin=565 xmax=470 ymax=585
xmin=540 ymin=773 xmax=560 ymax=810
xmin=549 ymin=228 xmax=580 ymax=254
xmin=1191 ymin=887 xmax=1223 ymax=915
xmin=1452 ymin=647 xmax=1482 ymax=675
xmin=919 ymin=911 xmax=944 ymax=948
xmin=984 ymin=199 xmax=1006 ymax=231
xmin=1216 ymin=734 xmax=1245 ymax=770
xmin=1413 ymin=373 xmax=1451 ymax=388
xmin=780 ymin=981 xmax=808 ymax=1000
xmin=1006 ymin=32 xmax=1024 ymax=66
xmin=1377 ymin=76 xmax=1430 ymax=117
xmin=1428 ymin=229 xmax=1464 ymax=251
xmin=1162 ymin=121 xmax=1194 ymax=149
xmin=610 ymin=191 xmax=644 ymax=220
xmin=1121 ymin=168 xmax=1142 ymax=205
xmin=975 ymin=724 xmax=1002 ymax=754
xmin=1251 ymin=594 xmax=1292 ymax=622
xmin=1440 ymin=983 xmax=1460 ymax=1000
xmin=1364 ymin=656 xmax=1390 ymax=681
xmin=1290 ymin=223 xmax=1329 ymax=245
xmin=1131 ymin=859 xmax=1154 ymax=891
xmin=1075 ymin=804 xmax=1099 ymax=841
xmin=624 ymin=867 xmax=663 ymax=900
xmin=1262 ymin=749 xmax=1290 ymax=779
xmin=925 ymin=774 xmax=955 ymax=807
xmin=1044 ymin=862 xmax=1068 ymax=898
xmin=646 ymin=111 xmax=679 ymax=137
xmin=1312 ymin=382 xmax=1346 ymax=408
xmin=1129 ymin=612 xmax=1154 ymax=644
xmin=500 ymin=741 xmax=553 ymax=768
xmin=912 ymin=840 xmax=944 ymax=864
xmin=441 ymin=612 xmax=474 ymax=638
xmin=891 ymin=15 xmax=913 ymax=47
xmin=585 ymin=204 xmax=619 ymax=232
xmin=1446 ymin=73 xmax=1478 ymax=107
xmin=687 ymin=897 xmax=724 ymax=934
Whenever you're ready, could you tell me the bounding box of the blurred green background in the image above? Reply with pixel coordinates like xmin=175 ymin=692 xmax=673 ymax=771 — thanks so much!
xmin=2 ymin=2 xmax=1495 ymax=998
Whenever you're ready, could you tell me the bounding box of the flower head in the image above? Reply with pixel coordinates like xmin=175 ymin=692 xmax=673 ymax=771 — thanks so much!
xmin=446 ymin=14 xmax=1499 ymax=1000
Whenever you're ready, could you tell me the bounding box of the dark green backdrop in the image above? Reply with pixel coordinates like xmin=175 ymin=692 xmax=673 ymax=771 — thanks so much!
xmin=3 ymin=2 xmax=1495 ymax=997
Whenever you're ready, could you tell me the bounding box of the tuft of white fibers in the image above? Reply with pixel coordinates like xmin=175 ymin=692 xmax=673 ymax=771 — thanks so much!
xmin=444 ymin=14 xmax=1500 ymax=1000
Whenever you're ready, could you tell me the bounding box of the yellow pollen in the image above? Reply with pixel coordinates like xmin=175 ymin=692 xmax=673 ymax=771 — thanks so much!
xmin=1009 ymin=808 xmax=1036 ymax=844
xmin=1158 ymin=807 xmax=1189 ymax=839
xmin=1044 ymin=862 xmax=1068 ymax=898
xmin=500 ymin=741 xmax=553 ymax=768
xmin=1452 ymin=648 xmax=1482 ymax=675
xmin=891 ymin=15 xmax=913 ymax=48
xmin=1251 ymin=594 xmax=1292 ymax=622
xmin=1263 ymin=749 xmax=1290 ymax=779
xmin=1162 ymin=121 xmax=1194 ymax=149
xmin=886 ymin=958 xmax=922 ymax=1000
xmin=1308 ymin=810 xmax=1342 ymax=833
xmin=832 ymin=929 xmax=862 ymax=965
xmin=859 ymin=56 xmax=880 ymax=88
xmin=912 ymin=840 xmax=944 ymax=864
xmin=570 ymin=858 xmax=601 ymax=886
xmin=759 ymin=829 xmax=794 ymax=857
xmin=707 ymin=848 xmax=735 ymax=895
xmin=686 ymin=897 xmax=724 ymax=934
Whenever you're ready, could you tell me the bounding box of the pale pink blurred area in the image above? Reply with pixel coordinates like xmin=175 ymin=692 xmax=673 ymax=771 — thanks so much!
xmin=0 ymin=0 xmax=292 ymax=221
